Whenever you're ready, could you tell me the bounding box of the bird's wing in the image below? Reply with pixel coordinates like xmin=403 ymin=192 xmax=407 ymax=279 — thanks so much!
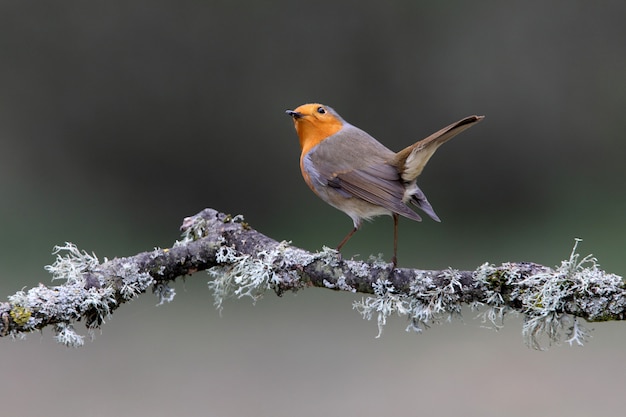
xmin=329 ymin=164 xmax=425 ymax=222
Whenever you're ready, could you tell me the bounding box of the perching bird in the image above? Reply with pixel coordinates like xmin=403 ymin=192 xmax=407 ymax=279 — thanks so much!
xmin=286 ymin=103 xmax=483 ymax=267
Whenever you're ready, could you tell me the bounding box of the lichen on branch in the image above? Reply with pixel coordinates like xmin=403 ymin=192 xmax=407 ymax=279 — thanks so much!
xmin=0 ymin=208 xmax=623 ymax=349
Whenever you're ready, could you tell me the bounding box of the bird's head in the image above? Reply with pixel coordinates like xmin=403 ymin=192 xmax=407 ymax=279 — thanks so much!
xmin=286 ymin=103 xmax=345 ymax=154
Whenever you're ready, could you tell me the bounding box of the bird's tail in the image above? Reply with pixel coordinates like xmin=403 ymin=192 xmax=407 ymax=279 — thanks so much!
xmin=403 ymin=182 xmax=441 ymax=222
xmin=391 ymin=115 xmax=484 ymax=182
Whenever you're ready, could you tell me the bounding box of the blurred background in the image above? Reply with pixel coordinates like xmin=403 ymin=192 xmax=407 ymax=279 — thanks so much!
xmin=1 ymin=1 xmax=625 ymax=416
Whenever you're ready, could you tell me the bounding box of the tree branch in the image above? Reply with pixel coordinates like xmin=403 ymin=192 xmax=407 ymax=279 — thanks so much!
xmin=1 ymin=208 xmax=624 ymax=349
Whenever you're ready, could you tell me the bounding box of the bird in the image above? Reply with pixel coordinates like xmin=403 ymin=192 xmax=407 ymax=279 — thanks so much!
xmin=285 ymin=103 xmax=484 ymax=267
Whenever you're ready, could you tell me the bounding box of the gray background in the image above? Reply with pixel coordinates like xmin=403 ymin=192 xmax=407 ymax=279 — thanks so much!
xmin=1 ymin=1 xmax=625 ymax=416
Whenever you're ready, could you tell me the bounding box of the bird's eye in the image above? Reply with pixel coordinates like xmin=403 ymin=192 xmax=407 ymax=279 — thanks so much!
xmin=316 ymin=106 xmax=326 ymax=114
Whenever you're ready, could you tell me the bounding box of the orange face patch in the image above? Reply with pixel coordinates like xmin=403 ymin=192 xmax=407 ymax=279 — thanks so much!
xmin=291 ymin=103 xmax=344 ymax=156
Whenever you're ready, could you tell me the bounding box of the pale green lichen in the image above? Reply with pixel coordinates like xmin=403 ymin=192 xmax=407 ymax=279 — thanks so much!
xmin=474 ymin=239 xmax=623 ymax=349
xmin=353 ymin=269 xmax=466 ymax=338
xmin=413 ymin=268 xmax=464 ymax=317
xmin=345 ymin=259 xmax=375 ymax=279
xmin=315 ymin=246 xmax=342 ymax=267
xmin=12 ymin=242 xmax=157 ymax=346
xmin=323 ymin=275 xmax=356 ymax=292
xmin=44 ymin=242 xmax=102 ymax=284
xmin=54 ymin=322 xmax=84 ymax=348
xmin=353 ymin=278 xmax=411 ymax=338
xmin=283 ymin=242 xmax=319 ymax=267
xmin=514 ymin=239 xmax=612 ymax=349
xmin=354 ymin=239 xmax=623 ymax=348
xmin=81 ymin=286 xmax=117 ymax=326
xmin=113 ymin=261 xmax=154 ymax=301
xmin=565 ymin=316 xmax=591 ymax=346
xmin=473 ymin=262 xmax=512 ymax=331
xmin=404 ymin=268 xmax=465 ymax=333
xmin=176 ymin=216 xmax=211 ymax=245
xmin=41 ymin=244 xmax=118 ymax=330
xmin=176 ymin=212 xmax=246 ymax=245
xmin=9 ymin=283 xmax=85 ymax=328
xmin=207 ymin=241 xmax=300 ymax=311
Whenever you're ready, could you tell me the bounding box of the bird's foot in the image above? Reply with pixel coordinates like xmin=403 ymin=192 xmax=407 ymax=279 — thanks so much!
xmin=334 ymin=248 xmax=344 ymax=263
xmin=389 ymin=256 xmax=398 ymax=273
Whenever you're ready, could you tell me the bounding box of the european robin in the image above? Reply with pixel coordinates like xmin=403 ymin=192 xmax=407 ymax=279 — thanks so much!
xmin=286 ymin=103 xmax=484 ymax=267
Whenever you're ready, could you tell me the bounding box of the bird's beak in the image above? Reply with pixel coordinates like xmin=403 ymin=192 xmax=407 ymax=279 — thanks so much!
xmin=286 ymin=110 xmax=303 ymax=119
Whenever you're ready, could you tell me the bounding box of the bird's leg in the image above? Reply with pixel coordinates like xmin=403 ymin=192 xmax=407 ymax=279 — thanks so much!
xmin=336 ymin=226 xmax=358 ymax=253
xmin=391 ymin=213 xmax=399 ymax=269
